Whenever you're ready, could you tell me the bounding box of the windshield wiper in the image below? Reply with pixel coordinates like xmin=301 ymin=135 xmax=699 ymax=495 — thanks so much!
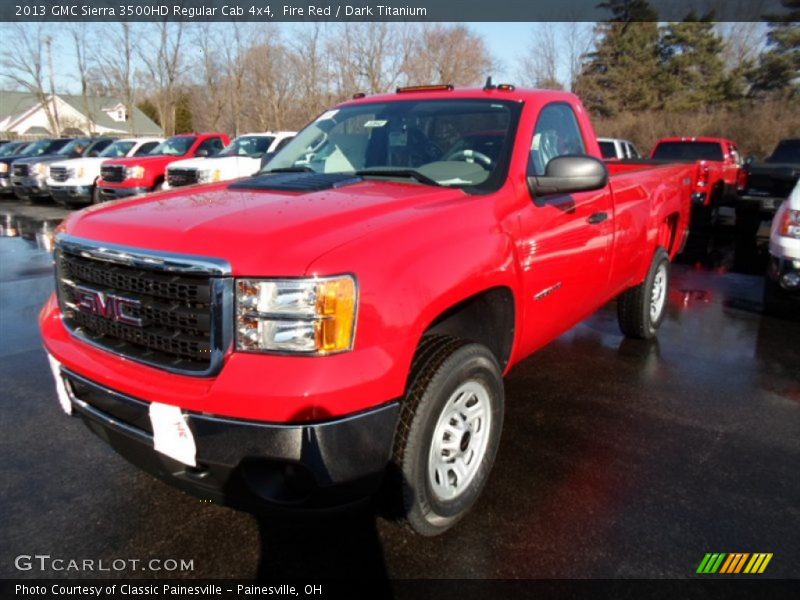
xmin=354 ymin=168 xmax=442 ymax=187
xmin=265 ymin=166 xmax=315 ymax=174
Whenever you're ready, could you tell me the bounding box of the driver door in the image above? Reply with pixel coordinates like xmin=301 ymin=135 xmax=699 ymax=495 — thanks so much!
xmin=513 ymin=102 xmax=614 ymax=354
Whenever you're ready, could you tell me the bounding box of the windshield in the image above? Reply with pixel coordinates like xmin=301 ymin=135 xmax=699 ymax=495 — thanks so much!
xmin=768 ymin=140 xmax=800 ymax=164
xmin=151 ymin=136 xmax=196 ymax=156
xmin=265 ymin=99 xmax=522 ymax=191
xmin=0 ymin=142 xmax=25 ymax=157
xmin=99 ymin=140 xmax=136 ymax=158
xmin=56 ymin=139 xmax=90 ymax=156
xmin=220 ymin=136 xmax=273 ymax=157
xmin=652 ymin=141 xmax=723 ymax=161
xmin=22 ymin=139 xmax=67 ymax=157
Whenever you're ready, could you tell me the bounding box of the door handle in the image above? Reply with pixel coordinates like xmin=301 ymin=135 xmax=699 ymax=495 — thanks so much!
xmin=587 ymin=212 xmax=608 ymax=224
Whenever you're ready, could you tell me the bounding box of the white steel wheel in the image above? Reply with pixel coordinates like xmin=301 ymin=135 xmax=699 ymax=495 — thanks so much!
xmin=650 ymin=263 xmax=668 ymax=323
xmin=427 ymin=380 xmax=492 ymax=502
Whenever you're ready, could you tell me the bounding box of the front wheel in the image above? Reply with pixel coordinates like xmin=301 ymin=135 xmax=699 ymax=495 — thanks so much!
xmin=617 ymin=248 xmax=670 ymax=339
xmin=390 ymin=337 xmax=504 ymax=536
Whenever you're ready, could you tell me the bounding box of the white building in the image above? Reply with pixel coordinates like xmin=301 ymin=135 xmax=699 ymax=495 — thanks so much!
xmin=0 ymin=91 xmax=162 ymax=138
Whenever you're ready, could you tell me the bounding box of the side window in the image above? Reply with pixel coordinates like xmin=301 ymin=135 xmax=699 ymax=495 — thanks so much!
xmin=628 ymin=143 xmax=641 ymax=159
xmin=198 ymin=137 xmax=224 ymax=156
xmin=134 ymin=142 xmax=159 ymax=156
xmin=528 ymin=103 xmax=586 ymax=176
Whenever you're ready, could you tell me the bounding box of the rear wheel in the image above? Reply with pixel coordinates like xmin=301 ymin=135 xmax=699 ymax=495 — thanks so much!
xmin=389 ymin=337 xmax=504 ymax=536
xmin=763 ymin=277 xmax=794 ymax=319
xmin=617 ymin=248 xmax=670 ymax=339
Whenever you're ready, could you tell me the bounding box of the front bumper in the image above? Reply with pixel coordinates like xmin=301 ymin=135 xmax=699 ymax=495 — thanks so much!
xmin=50 ymin=185 xmax=93 ymax=204
xmin=11 ymin=176 xmax=50 ymax=199
xmin=56 ymin=366 xmax=399 ymax=511
xmin=738 ymin=194 xmax=785 ymax=214
xmin=98 ymin=185 xmax=151 ymax=200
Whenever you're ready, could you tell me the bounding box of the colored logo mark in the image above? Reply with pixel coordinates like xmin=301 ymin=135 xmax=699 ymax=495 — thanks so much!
xmin=696 ymin=553 xmax=773 ymax=574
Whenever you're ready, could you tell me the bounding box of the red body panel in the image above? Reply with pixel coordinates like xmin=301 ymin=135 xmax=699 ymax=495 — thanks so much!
xmin=650 ymin=137 xmax=742 ymax=207
xmin=98 ymin=133 xmax=230 ymax=191
xmin=42 ymin=89 xmax=691 ymax=423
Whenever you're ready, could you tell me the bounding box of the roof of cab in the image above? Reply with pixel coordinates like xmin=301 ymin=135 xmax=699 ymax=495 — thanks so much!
xmin=339 ymin=86 xmax=580 ymax=107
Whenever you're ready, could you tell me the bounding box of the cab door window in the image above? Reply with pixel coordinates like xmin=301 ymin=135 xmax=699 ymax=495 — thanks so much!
xmin=528 ymin=103 xmax=586 ymax=176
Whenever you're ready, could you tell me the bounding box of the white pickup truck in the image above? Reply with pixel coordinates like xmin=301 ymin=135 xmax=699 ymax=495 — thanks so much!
xmin=598 ymin=137 xmax=641 ymax=160
xmin=164 ymin=132 xmax=296 ymax=189
xmin=765 ymin=180 xmax=800 ymax=317
xmin=48 ymin=137 xmax=164 ymax=207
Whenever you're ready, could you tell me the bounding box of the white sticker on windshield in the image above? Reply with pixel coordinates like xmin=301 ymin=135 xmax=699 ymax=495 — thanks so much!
xmin=532 ymin=133 xmax=541 ymax=151
xmin=364 ymin=120 xmax=388 ymax=128
xmin=316 ymin=109 xmax=339 ymax=122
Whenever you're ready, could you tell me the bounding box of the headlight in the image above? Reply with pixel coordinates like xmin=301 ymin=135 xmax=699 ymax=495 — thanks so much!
xmin=780 ymin=209 xmax=800 ymax=239
xmin=33 ymin=163 xmax=48 ymax=176
xmin=0 ymin=163 xmax=7 ymax=174
xmin=236 ymin=276 xmax=357 ymax=354
xmin=125 ymin=165 xmax=145 ymax=179
xmin=197 ymin=169 xmax=221 ymax=183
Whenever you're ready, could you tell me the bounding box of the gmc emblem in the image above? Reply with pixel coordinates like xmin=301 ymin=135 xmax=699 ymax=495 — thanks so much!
xmin=73 ymin=285 xmax=143 ymax=327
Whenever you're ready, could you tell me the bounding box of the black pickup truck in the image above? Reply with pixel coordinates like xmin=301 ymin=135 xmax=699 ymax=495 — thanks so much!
xmin=738 ymin=139 xmax=800 ymax=229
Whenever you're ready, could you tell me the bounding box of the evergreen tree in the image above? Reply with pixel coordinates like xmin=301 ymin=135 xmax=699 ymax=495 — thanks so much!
xmin=574 ymin=1 xmax=663 ymax=116
xmin=174 ymin=92 xmax=193 ymax=134
xmin=748 ymin=0 xmax=800 ymax=95
xmin=661 ymin=13 xmax=732 ymax=111
xmin=137 ymin=99 xmax=160 ymax=127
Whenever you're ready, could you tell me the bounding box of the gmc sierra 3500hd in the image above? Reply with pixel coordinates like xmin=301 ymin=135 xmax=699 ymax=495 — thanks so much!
xmin=40 ymin=85 xmax=694 ymax=536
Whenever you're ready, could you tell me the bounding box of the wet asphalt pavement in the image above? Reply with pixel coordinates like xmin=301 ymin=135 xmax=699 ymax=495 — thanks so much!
xmin=0 ymin=199 xmax=798 ymax=581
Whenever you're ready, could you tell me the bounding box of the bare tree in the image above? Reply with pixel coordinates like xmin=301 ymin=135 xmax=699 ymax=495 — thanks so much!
xmin=564 ymin=22 xmax=597 ymax=92
xmin=70 ymin=23 xmax=96 ymax=134
xmin=328 ymin=23 xmax=409 ymax=95
xmin=138 ymin=22 xmax=186 ymax=135
xmin=517 ymin=24 xmax=562 ymax=89
xmin=223 ymin=22 xmax=252 ymax=137
xmin=0 ymin=23 xmax=61 ymax=135
xmin=190 ymin=23 xmax=226 ymax=131
xmin=94 ymin=23 xmax=138 ymax=134
xmin=403 ymin=24 xmax=496 ymax=87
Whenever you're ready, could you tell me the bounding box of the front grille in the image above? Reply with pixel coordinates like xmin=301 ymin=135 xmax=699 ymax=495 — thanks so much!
xmin=101 ymin=165 xmax=125 ymax=183
xmin=50 ymin=166 xmax=70 ymax=182
xmin=167 ymin=168 xmax=198 ymax=187
xmin=13 ymin=164 xmax=29 ymax=177
xmin=56 ymin=242 xmax=226 ymax=374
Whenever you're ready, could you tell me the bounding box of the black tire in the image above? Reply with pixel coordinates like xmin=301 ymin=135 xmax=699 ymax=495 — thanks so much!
xmin=763 ymin=277 xmax=793 ymax=319
xmin=735 ymin=205 xmax=761 ymax=239
xmin=389 ymin=336 xmax=504 ymax=536
xmin=617 ymin=248 xmax=670 ymax=340
xmin=91 ymin=182 xmax=103 ymax=205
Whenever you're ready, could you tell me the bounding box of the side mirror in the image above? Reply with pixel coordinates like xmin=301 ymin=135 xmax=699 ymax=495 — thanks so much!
xmin=195 ymin=149 xmax=209 ymax=157
xmin=528 ymin=155 xmax=608 ymax=203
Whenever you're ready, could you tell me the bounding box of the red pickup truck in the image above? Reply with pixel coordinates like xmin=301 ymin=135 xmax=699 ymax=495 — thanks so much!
xmin=97 ymin=133 xmax=229 ymax=201
xmin=41 ymin=87 xmax=693 ymax=536
xmin=650 ymin=137 xmax=742 ymax=222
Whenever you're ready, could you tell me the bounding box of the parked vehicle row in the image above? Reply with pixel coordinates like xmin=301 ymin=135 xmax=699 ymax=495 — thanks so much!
xmin=0 ymin=130 xmax=296 ymax=207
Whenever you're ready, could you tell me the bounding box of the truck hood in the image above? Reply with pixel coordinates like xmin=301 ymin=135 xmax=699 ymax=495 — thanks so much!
xmin=64 ymin=180 xmax=467 ymax=276
xmin=50 ymin=156 xmax=108 ymax=170
xmin=168 ymin=155 xmax=259 ymax=173
xmin=13 ymin=153 xmax=74 ymax=165
xmin=103 ymin=154 xmax=188 ymax=169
